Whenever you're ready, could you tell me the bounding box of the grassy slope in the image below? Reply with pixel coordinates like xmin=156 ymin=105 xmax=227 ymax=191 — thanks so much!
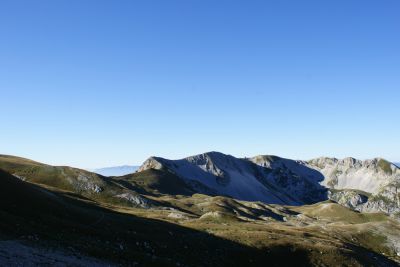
xmin=1 ymin=155 xmax=399 ymax=266
xmin=0 ymin=169 xmax=349 ymax=267
xmin=293 ymin=202 xmax=387 ymax=224
xmin=378 ymin=159 xmax=393 ymax=175
xmin=118 ymin=194 xmax=400 ymax=266
xmin=114 ymin=168 xmax=196 ymax=196
xmin=0 ymin=154 xmax=104 ymax=190
xmin=0 ymin=155 xmax=148 ymax=208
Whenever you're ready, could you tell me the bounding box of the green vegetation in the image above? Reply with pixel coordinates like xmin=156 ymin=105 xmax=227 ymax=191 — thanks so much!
xmin=378 ymin=159 xmax=393 ymax=175
xmin=6 ymin=168 xmax=391 ymax=267
xmin=294 ymin=202 xmax=387 ymax=224
xmin=115 ymin=169 xmax=195 ymax=196
xmin=1 ymin=155 xmax=399 ymax=266
xmin=353 ymin=231 xmax=392 ymax=256
xmin=0 ymin=169 xmax=270 ymax=266
xmin=0 ymin=155 xmax=152 ymax=209
xmin=370 ymin=194 xmax=394 ymax=205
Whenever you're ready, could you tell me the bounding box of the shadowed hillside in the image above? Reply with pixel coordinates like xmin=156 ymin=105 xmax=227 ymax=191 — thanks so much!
xmin=1 ymin=168 xmax=398 ymax=266
xmin=0 ymin=169 xmax=311 ymax=266
xmin=1 ymin=153 xmax=400 ymax=266
xmin=1 ymin=167 xmax=399 ymax=266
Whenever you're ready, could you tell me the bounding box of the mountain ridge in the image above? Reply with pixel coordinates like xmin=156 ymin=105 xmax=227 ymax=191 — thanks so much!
xmin=138 ymin=151 xmax=400 ymax=215
xmin=139 ymin=152 xmax=327 ymax=205
xmin=1 ymin=153 xmax=400 ymax=265
xmin=1 ymin=152 xmax=399 ymax=215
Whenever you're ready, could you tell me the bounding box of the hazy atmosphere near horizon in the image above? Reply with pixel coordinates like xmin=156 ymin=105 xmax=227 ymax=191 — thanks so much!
xmin=1 ymin=0 xmax=399 ymax=168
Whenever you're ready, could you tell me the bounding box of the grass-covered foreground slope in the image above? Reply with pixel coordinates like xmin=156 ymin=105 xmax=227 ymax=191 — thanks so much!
xmin=0 ymin=171 xmax=392 ymax=266
xmin=1 ymin=168 xmax=400 ymax=266
xmin=0 ymin=169 xmax=278 ymax=266
xmin=1 ymin=154 xmax=400 ymax=266
xmin=0 ymin=154 xmax=155 ymax=208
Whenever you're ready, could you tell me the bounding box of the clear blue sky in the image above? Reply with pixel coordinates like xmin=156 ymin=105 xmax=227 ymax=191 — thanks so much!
xmin=1 ymin=0 xmax=399 ymax=168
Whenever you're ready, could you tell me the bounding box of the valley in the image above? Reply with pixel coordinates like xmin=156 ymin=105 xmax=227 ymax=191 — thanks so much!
xmin=0 ymin=153 xmax=399 ymax=266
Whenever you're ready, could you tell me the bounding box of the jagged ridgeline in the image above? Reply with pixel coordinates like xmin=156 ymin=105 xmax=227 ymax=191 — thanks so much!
xmin=1 ymin=153 xmax=400 ymax=266
xmin=139 ymin=152 xmax=400 ymax=216
xmin=1 ymin=153 xmax=399 ymax=216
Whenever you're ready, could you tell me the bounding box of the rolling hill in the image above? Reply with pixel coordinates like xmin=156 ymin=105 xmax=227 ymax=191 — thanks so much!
xmin=1 ymin=168 xmax=399 ymax=266
xmin=1 ymin=153 xmax=400 ymax=265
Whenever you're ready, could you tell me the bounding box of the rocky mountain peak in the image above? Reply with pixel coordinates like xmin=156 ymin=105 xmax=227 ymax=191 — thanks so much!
xmin=137 ymin=157 xmax=166 ymax=172
xmin=136 ymin=152 xmax=400 ymax=215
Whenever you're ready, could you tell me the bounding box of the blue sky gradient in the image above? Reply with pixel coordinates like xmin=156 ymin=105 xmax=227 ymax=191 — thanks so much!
xmin=1 ymin=0 xmax=399 ymax=168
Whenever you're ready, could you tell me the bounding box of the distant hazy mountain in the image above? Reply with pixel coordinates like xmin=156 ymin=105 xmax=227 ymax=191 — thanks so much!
xmin=91 ymin=165 xmax=139 ymax=176
xmin=395 ymin=162 xmax=400 ymax=167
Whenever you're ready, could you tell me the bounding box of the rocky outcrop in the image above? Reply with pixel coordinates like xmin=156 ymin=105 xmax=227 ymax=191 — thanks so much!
xmin=328 ymin=190 xmax=369 ymax=210
xmin=74 ymin=173 xmax=103 ymax=193
xmin=309 ymin=158 xmax=400 ymax=215
xmin=138 ymin=157 xmax=165 ymax=172
xmin=307 ymin=157 xmax=400 ymax=194
xmin=328 ymin=188 xmax=400 ymax=216
xmin=114 ymin=193 xmax=152 ymax=208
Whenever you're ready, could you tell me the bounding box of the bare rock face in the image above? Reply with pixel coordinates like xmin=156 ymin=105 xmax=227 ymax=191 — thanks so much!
xmin=360 ymin=182 xmax=400 ymax=214
xmin=74 ymin=173 xmax=103 ymax=193
xmin=114 ymin=193 xmax=152 ymax=208
xmin=307 ymin=157 xmax=400 ymax=194
xmin=138 ymin=157 xmax=165 ymax=172
xmin=309 ymin=158 xmax=400 ymax=215
xmin=138 ymin=152 xmax=327 ymax=205
xmin=186 ymin=153 xmax=231 ymax=186
xmin=328 ymin=190 xmax=369 ymax=210
xmin=328 ymin=187 xmax=400 ymax=215
xmin=138 ymin=152 xmax=400 ymax=216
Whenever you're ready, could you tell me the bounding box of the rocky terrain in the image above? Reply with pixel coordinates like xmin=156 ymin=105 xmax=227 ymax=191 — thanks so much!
xmin=307 ymin=157 xmax=400 ymax=215
xmin=0 ymin=155 xmax=152 ymax=209
xmin=138 ymin=152 xmax=327 ymax=205
xmin=139 ymin=152 xmax=400 ymax=216
xmin=1 ymin=153 xmax=400 ymax=266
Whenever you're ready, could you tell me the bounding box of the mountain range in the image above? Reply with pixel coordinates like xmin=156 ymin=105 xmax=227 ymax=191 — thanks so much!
xmin=1 ymin=152 xmax=400 ymax=266
xmin=139 ymin=152 xmax=400 ymax=215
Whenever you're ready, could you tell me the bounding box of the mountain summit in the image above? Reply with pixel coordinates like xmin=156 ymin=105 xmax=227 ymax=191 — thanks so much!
xmin=138 ymin=152 xmax=400 ymax=215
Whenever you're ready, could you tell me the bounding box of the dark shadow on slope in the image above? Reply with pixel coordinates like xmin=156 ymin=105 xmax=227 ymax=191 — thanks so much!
xmin=135 ymin=153 xmax=331 ymax=205
xmin=272 ymin=161 xmax=328 ymax=205
xmin=209 ymin=197 xmax=286 ymax=222
xmin=0 ymin=154 xmax=330 ymax=207
xmin=1 ymin=169 xmax=398 ymax=267
xmin=0 ymin=168 xmax=309 ymax=266
xmin=113 ymin=169 xmax=197 ymax=196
